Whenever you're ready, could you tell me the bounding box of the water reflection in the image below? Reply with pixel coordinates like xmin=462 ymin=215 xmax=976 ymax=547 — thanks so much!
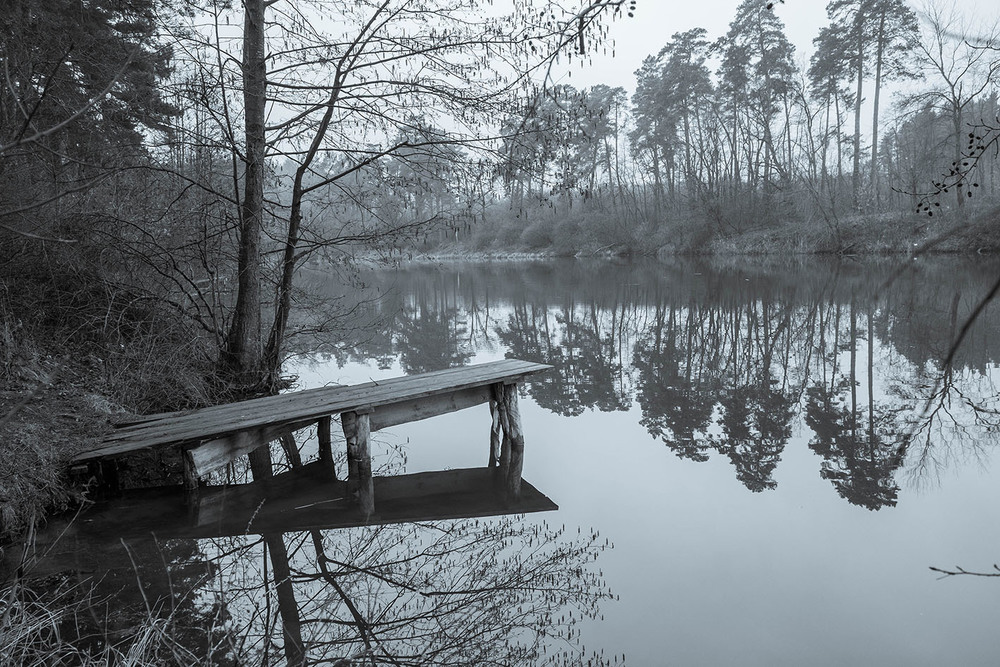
xmin=5 ymin=458 xmax=615 ymax=665
xmin=306 ymin=258 xmax=1000 ymax=511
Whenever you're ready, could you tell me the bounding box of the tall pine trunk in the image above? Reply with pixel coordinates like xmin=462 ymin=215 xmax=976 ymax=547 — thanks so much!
xmin=869 ymin=9 xmax=886 ymax=209
xmin=852 ymin=33 xmax=864 ymax=211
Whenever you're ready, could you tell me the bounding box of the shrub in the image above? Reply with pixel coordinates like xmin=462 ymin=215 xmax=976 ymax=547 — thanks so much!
xmin=520 ymin=219 xmax=555 ymax=250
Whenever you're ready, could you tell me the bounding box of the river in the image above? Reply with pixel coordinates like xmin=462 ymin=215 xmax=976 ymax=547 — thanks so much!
xmin=13 ymin=256 xmax=1000 ymax=665
xmin=291 ymin=256 xmax=1000 ymax=665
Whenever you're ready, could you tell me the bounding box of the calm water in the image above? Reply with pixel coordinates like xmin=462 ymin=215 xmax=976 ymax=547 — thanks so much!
xmin=12 ymin=257 xmax=1000 ymax=665
xmin=293 ymin=257 xmax=1000 ymax=665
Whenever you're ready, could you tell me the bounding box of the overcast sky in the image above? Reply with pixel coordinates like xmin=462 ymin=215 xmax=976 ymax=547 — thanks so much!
xmin=556 ymin=0 xmax=996 ymax=93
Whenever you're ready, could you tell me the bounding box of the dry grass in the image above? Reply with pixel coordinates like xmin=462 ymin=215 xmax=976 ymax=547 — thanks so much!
xmin=0 ymin=575 xmax=206 ymax=666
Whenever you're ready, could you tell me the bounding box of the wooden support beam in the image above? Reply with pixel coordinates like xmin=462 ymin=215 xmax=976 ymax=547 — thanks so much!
xmin=317 ymin=416 xmax=336 ymax=480
xmin=91 ymin=459 xmax=120 ymax=497
xmin=342 ymin=411 xmax=374 ymax=516
xmin=488 ymin=390 xmax=501 ymax=468
xmin=496 ymin=385 xmax=511 ymax=479
xmin=182 ymin=448 xmax=200 ymax=510
xmin=495 ymin=383 xmax=524 ymax=500
xmin=248 ymin=442 xmax=275 ymax=482
xmin=368 ymin=385 xmax=492 ymax=432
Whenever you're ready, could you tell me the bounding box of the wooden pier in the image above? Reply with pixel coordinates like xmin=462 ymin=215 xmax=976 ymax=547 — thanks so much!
xmin=71 ymin=359 xmax=552 ymax=518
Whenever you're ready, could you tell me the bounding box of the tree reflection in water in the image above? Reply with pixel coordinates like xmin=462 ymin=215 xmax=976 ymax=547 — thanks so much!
xmin=189 ymin=521 xmax=614 ymax=665
xmin=8 ymin=480 xmax=616 ymax=665
xmin=320 ymin=258 xmax=1000 ymax=511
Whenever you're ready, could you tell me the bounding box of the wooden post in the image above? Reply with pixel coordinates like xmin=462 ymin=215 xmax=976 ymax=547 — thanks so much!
xmin=248 ymin=443 xmax=274 ymax=482
xmin=317 ymin=416 xmax=336 ymax=480
xmin=182 ymin=448 xmax=200 ymax=510
xmin=495 ymin=382 xmax=524 ymax=499
xmin=98 ymin=459 xmax=121 ymax=497
xmin=342 ymin=410 xmax=374 ymax=516
xmin=495 ymin=384 xmax=511 ymax=480
xmin=488 ymin=388 xmax=502 ymax=468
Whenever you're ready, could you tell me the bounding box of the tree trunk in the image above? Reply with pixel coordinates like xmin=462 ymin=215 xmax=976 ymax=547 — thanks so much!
xmin=852 ymin=33 xmax=864 ymax=211
xmin=870 ymin=9 xmax=886 ymax=210
xmin=953 ymin=99 xmax=965 ymax=210
xmin=223 ymin=0 xmax=267 ymax=383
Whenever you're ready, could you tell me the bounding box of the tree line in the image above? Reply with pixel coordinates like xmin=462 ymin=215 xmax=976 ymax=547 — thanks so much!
xmin=415 ymin=0 xmax=1000 ymax=254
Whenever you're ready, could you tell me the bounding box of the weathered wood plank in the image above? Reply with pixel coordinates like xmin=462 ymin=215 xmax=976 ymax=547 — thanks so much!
xmin=369 ymin=385 xmax=492 ymax=431
xmin=113 ymin=360 xmax=537 ymax=437
xmin=186 ymin=418 xmax=315 ymax=478
xmin=188 ymin=429 xmax=264 ymax=479
xmin=83 ymin=360 xmax=549 ymax=456
xmin=118 ymin=360 xmax=548 ymax=438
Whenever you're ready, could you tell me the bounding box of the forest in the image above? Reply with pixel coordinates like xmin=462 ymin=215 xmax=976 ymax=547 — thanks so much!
xmin=431 ymin=0 xmax=1000 ymax=255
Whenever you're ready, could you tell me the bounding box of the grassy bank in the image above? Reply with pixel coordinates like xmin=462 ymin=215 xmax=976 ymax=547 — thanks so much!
xmin=0 ymin=273 xmax=224 ymax=662
xmin=0 ymin=276 xmax=219 ymax=544
xmin=420 ymin=204 xmax=1000 ymax=258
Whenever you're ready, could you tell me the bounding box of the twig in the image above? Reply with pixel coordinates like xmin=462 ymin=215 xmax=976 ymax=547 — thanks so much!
xmin=929 ymin=564 xmax=1000 ymax=578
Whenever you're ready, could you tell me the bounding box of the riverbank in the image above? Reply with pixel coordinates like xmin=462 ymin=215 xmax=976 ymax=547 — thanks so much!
xmin=0 ymin=353 xmax=111 ymax=539
xmin=0 ymin=298 xmax=217 ymax=547
xmin=411 ymin=206 xmax=1000 ymax=259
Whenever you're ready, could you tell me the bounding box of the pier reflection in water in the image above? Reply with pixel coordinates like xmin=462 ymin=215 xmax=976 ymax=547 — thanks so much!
xmin=9 ymin=456 xmax=612 ymax=665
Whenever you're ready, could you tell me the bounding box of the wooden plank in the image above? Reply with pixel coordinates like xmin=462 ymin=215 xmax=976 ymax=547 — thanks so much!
xmin=75 ymin=360 xmax=551 ymax=461
xmin=94 ymin=374 xmax=537 ymax=454
xmin=120 ymin=360 xmax=544 ymax=434
xmin=115 ymin=383 xmax=342 ymax=429
xmin=188 ymin=429 xmax=264 ymax=478
xmin=114 ymin=407 xmax=201 ymax=428
xmin=186 ymin=418 xmax=315 ymax=477
xmin=369 ymin=385 xmax=492 ymax=431
xmin=112 ymin=360 xmax=539 ymax=437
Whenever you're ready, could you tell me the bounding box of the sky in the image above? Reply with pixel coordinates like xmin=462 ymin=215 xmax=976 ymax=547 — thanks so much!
xmin=555 ymin=0 xmax=996 ymax=94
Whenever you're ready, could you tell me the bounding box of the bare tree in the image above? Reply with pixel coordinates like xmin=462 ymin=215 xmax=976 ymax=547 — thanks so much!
xmin=910 ymin=0 xmax=1000 ymax=212
xmin=161 ymin=0 xmax=630 ymax=390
